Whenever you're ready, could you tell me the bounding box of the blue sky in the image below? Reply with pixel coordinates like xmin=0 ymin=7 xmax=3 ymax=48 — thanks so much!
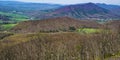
xmin=2 ymin=0 xmax=120 ymax=5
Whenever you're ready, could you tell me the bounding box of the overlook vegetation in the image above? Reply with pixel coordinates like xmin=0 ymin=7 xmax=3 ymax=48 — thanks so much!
xmin=0 ymin=32 xmax=120 ymax=60
xmin=0 ymin=16 xmax=120 ymax=60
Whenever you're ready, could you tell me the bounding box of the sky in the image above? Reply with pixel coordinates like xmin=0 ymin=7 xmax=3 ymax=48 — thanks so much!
xmin=2 ymin=0 xmax=120 ymax=5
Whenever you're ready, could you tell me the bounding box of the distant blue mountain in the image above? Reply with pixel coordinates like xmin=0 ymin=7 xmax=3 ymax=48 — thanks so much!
xmin=0 ymin=1 xmax=120 ymax=20
xmin=37 ymin=3 xmax=120 ymax=19
xmin=96 ymin=3 xmax=120 ymax=15
xmin=0 ymin=1 xmax=62 ymax=12
xmin=97 ymin=3 xmax=120 ymax=9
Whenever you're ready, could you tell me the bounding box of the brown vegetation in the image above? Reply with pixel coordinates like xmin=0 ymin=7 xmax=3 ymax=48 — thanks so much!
xmin=0 ymin=32 xmax=120 ymax=60
xmin=0 ymin=32 xmax=13 ymax=40
xmin=1 ymin=17 xmax=120 ymax=60
xmin=11 ymin=17 xmax=101 ymax=33
xmin=105 ymin=20 xmax=120 ymax=33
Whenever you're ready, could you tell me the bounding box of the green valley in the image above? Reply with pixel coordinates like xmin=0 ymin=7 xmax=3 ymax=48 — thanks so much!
xmin=0 ymin=12 xmax=29 ymax=22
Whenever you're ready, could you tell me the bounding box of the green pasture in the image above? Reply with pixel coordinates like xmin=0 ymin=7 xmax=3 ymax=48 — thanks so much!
xmin=0 ymin=12 xmax=29 ymax=22
xmin=77 ymin=28 xmax=102 ymax=34
xmin=1 ymin=24 xmax=17 ymax=30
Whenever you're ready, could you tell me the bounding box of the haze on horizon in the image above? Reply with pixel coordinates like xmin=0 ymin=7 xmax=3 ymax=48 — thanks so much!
xmin=1 ymin=0 xmax=120 ymax=5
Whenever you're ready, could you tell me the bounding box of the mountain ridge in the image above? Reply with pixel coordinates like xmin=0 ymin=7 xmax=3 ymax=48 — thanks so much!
xmin=37 ymin=3 xmax=120 ymax=20
xmin=0 ymin=1 xmax=120 ymax=20
xmin=97 ymin=3 xmax=120 ymax=16
xmin=0 ymin=1 xmax=62 ymax=12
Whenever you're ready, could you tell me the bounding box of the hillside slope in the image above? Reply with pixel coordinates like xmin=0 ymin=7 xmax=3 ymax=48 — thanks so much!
xmin=39 ymin=3 xmax=120 ymax=19
xmin=11 ymin=17 xmax=101 ymax=33
xmin=105 ymin=20 xmax=120 ymax=33
xmin=0 ymin=1 xmax=62 ymax=12
xmin=97 ymin=3 xmax=120 ymax=16
xmin=0 ymin=1 xmax=62 ymax=20
xmin=0 ymin=2 xmax=120 ymax=20
xmin=0 ymin=33 xmax=120 ymax=60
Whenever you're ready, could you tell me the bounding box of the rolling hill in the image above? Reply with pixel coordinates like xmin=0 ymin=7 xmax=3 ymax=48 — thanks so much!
xmin=97 ymin=3 xmax=120 ymax=16
xmin=0 ymin=1 xmax=62 ymax=21
xmin=0 ymin=1 xmax=120 ymax=20
xmin=38 ymin=3 xmax=120 ymax=20
xmin=0 ymin=1 xmax=62 ymax=12
xmin=11 ymin=17 xmax=101 ymax=33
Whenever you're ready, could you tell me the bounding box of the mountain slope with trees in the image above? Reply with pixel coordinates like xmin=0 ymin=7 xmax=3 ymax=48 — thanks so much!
xmin=11 ymin=17 xmax=101 ymax=33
